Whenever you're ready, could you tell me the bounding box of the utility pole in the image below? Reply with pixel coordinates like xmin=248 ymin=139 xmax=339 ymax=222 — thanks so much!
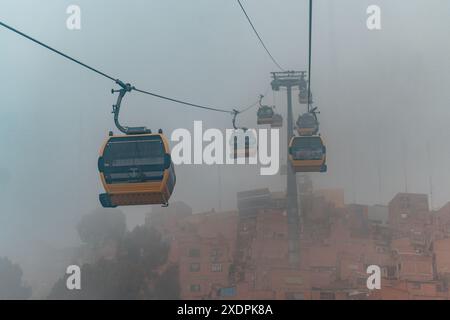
xmin=271 ymin=71 xmax=305 ymax=268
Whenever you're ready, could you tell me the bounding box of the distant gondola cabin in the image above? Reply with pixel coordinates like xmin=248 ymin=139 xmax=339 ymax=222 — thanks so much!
xmin=257 ymin=106 xmax=275 ymax=125
xmin=229 ymin=129 xmax=257 ymax=159
xmin=299 ymin=89 xmax=313 ymax=105
xmin=271 ymin=113 xmax=283 ymax=128
xmin=296 ymin=112 xmax=319 ymax=136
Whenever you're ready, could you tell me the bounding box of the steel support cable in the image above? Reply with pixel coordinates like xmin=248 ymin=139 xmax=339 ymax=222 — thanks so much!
xmin=0 ymin=20 xmax=262 ymax=116
xmin=0 ymin=21 xmax=116 ymax=82
xmin=133 ymin=88 xmax=232 ymax=114
xmin=238 ymin=84 xmax=272 ymax=114
xmin=236 ymin=0 xmax=285 ymax=71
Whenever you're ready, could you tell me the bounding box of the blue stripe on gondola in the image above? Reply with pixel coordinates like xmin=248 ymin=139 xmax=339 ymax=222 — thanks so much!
xmin=103 ymin=164 xmax=165 ymax=184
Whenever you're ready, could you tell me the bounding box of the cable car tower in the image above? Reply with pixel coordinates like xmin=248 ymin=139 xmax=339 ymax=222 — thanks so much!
xmin=271 ymin=70 xmax=306 ymax=267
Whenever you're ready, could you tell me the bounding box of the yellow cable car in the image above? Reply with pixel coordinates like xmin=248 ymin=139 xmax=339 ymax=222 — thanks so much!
xmin=98 ymin=133 xmax=176 ymax=207
xmin=98 ymin=81 xmax=176 ymax=207
xmin=288 ymin=135 xmax=327 ymax=173
xmin=296 ymin=112 xmax=319 ymax=136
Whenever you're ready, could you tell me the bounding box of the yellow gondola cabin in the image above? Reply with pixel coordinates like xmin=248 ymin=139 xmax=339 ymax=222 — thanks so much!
xmin=288 ymin=135 xmax=327 ymax=173
xmin=296 ymin=112 xmax=319 ymax=136
xmin=98 ymin=133 xmax=176 ymax=207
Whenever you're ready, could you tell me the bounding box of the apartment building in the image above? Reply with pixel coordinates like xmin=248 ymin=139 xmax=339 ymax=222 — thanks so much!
xmin=148 ymin=190 xmax=450 ymax=300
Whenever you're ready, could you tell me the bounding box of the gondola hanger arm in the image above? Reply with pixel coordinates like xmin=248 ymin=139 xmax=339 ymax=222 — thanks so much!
xmin=111 ymin=81 xmax=152 ymax=135
xmin=232 ymin=109 xmax=247 ymax=131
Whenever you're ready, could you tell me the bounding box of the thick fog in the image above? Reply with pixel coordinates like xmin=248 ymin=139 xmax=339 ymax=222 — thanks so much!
xmin=1 ymin=0 xmax=450 ymax=294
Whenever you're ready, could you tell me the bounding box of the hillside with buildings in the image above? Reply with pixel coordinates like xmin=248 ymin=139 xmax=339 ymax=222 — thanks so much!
xmin=145 ymin=177 xmax=450 ymax=300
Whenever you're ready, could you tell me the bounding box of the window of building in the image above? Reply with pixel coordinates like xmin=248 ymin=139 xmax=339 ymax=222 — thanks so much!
xmin=189 ymin=248 xmax=200 ymax=257
xmin=386 ymin=266 xmax=397 ymax=279
xmin=190 ymin=263 xmax=200 ymax=272
xmin=211 ymin=263 xmax=223 ymax=272
xmin=190 ymin=284 xmax=201 ymax=292
xmin=376 ymin=246 xmax=387 ymax=253
xmin=401 ymin=197 xmax=410 ymax=209
xmin=286 ymin=292 xmax=305 ymax=300
xmin=211 ymin=248 xmax=221 ymax=257
xmin=436 ymin=284 xmax=447 ymax=292
xmin=411 ymin=282 xmax=421 ymax=289
xmin=219 ymin=287 xmax=236 ymax=297
xmin=357 ymin=278 xmax=367 ymax=286
xmin=319 ymin=292 xmax=335 ymax=300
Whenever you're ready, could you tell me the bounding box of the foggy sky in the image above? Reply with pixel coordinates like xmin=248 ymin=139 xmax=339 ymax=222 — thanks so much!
xmin=1 ymin=0 xmax=450 ymax=289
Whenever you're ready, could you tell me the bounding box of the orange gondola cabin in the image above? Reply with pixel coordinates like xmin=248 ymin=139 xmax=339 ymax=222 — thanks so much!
xmin=98 ymin=133 xmax=176 ymax=207
xmin=288 ymin=135 xmax=327 ymax=173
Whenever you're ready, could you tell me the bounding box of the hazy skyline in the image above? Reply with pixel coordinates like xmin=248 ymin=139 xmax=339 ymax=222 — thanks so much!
xmin=1 ymin=0 xmax=450 ymax=290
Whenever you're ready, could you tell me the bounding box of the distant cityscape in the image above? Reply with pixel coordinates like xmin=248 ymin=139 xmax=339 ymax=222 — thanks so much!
xmin=138 ymin=175 xmax=450 ymax=300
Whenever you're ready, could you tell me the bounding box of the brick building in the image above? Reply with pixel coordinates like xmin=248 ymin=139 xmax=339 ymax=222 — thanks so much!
xmin=147 ymin=189 xmax=450 ymax=300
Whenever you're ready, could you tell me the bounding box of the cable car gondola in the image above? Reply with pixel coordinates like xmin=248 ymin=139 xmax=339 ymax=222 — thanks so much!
xmin=296 ymin=112 xmax=319 ymax=136
xmin=256 ymin=95 xmax=275 ymax=125
xmin=98 ymin=133 xmax=176 ymax=207
xmin=98 ymin=81 xmax=176 ymax=207
xmin=299 ymin=89 xmax=313 ymax=105
xmin=298 ymin=74 xmax=312 ymax=105
xmin=288 ymin=135 xmax=327 ymax=173
xmin=257 ymin=105 xmax=274 ymax=125
xmin=229 ymin=129 xmax=257 ymax=159
xmin=271 ymin=113 xmax=283 ymax=128
xmin=230 ymin=109 xmax=257 ymax=159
